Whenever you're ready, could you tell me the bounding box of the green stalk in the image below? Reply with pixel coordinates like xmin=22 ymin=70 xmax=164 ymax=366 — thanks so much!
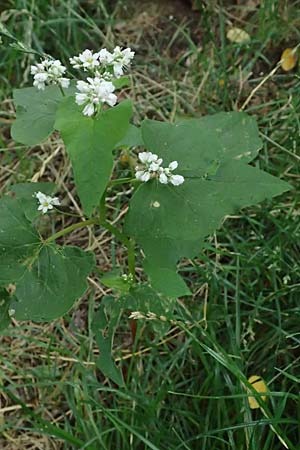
xmin=99 ymin=190 xmax=136 ymax=279
xmin=44 ymin=218 xmax=99 ymax=244
xmin=101 ymin=220 xmax=129 ymax=246
xmin=46 ymin=184 xmax=136 ymax=277
xmin=59 ymin=85 xmax=66 ymax=97
xmin=127 ymin=238 xmax=136 ymax=280
xmin=109 ymin=177 xmax=135 ymax=187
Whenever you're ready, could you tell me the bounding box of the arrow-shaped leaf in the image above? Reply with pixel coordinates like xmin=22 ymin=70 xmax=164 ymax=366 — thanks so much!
xmin=55 ymin=98 xmax=132 ymax=216
xmin=125 ymin=114 xmax=291 ymax=297
xmin=11 ymin=85 xmax=75 ymax=146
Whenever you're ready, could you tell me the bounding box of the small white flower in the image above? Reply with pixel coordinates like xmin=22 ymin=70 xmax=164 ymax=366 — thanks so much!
xmin=50 ymin=59 xmax=66 ymax=76
xmin=113 ymin=63 xmax=124 ymax=78
xmin=83 ymin=103 xmax=95 ymax=117
xmin=34 ymin=191 xmax=46 ymax=202
xmin=112 ymin=46 xmax=135 ymax=78
xmin=70 ymin=49 xmax=100 ymax=71
xmin=159 ymin=172 xmax=168 ymax=184
xmin=75 ymin=77 xmax=117 ymax=116
xmin=140 ymin=171 xmax=151 ymax=182
xmin=98 ymin=48 xmax=114 ymax=65
xmin=34 ymin=191 xmax=60 ymax=214
xmin=149 ymin=159 xmax=163 ymax=172
xmin=135 ymin=153 xmax=184 ymax=186
xmin=30 ymin=65 xmax=39 ymax=75
xmin=169 ymin=161 xmax=178 ymax=170
xmin=135 ymin=170 xmax=144 ymax=180
xmin=60 ymin=78 xmax=70 ymax=88
xmin=32 ymin=72 xmax=48 ymax=90
xmin=76 ymin=80 xmax=90 ymax=93
xmin=69 ymin=56 xmax=81 ymax=69
xmin=70 ymin=46 xmax=134 ymax=80
xmin=159 ymin=160 xmax=184 ymax=186
xmin=121 ymin=47 xmax=135 ymax=64
xmin=138 ymin=152 xmax=151 ymax=164
xmin=97 ymin=79 xmax=117 ymax=106
xmin=31 ymin=58 xmax=70 ymax=90
xmin=138 ymin=152 xmax=158 ymax=164
xmin=135 ymin=170 xmax=150 ymax=182
xmin=169 ymin=174 xmax=185 ymax=186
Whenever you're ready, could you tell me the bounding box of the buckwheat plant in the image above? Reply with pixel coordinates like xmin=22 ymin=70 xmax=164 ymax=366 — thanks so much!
xmin=2 ymin=46 xmax=290 ymax=385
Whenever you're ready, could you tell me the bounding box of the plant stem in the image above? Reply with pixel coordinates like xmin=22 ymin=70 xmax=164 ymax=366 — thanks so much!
xmin=101 ymin=220 xmax=129 ymax=246
xmin=54 ymin=207 xmax=82 ymax=218
xmin=44 ymin=218 xmax=99 ymax=244
xmin=59 ymin=85 xmax=66 ymax=97
xmin=109 ymin=177 xmax=134 ymax=187
xmin=127 ymin=238 xmax=136 ymax=280
xmin=99 ymin=190 xmax=136 ymax=279
xmin=99 ymin=190 xmax=107 ymax=219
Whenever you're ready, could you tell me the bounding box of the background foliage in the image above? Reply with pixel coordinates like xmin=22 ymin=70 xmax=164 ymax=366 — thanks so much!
xmin=0 ymin=0 xmax=300 ymax=449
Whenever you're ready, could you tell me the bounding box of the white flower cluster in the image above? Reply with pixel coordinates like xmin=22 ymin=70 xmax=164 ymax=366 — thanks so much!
xmin=75 ymin=77 xmax=117 ymax=116
xmin=70 ymin=46 xmax=134 ymax=116
xmin=34 ymin=191 xmax=60 ymax=214
xmin=70 ymin=46 xmax=134 ymax=78
xmin=30 ymin=59 xmax=70 ymax=90
xmin=135 ymin=152 xmax=184 ymax=186
xmin=31 ymin=46 xmax=134 ymax=117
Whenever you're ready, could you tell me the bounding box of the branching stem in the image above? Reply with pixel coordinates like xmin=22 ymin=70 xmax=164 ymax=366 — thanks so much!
xmin=46 ymin=185 xmax=136 ymax=279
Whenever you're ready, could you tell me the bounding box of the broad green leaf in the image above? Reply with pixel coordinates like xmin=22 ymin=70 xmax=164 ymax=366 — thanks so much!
xmin=141 ymin=237 xmax=201 ymax=268
xmin=11 ymin=85 xmax=75 ymax=146
xmin=55 ymin=98 xmax=132 ymax=216
xmin=125 ymin=115 xmax=291 ymax=297
xmin=127 ymin=162 xmax=289 ymax=242
xmin=0 ymin=289 xmax=11 ymax=331
xmin=143 ymin=260 xmax=191 ymax=297
xmin=142 ymin=112 xmax=263 ymax=177
xmin=10 ymin=182 xmax=56 ymax=221
xmin=116 ymin=124 xmax=143 ymax=148
xmin=112 ymin=76 xmax=130 ymax=89
xmin=92 ymin=296 xmax=124 ymax=386
xmin=0 ymin=195 xmax=94 ymax=320
xmin=126 ymin=162 xmax=290 ymax=255
xmin=101 ymin=270 xmax=131 ymax=293
xmin=11 ymin=245 xmax=95 ymax=322
xmin=0 ymin=197 xmax=40 ymax=285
